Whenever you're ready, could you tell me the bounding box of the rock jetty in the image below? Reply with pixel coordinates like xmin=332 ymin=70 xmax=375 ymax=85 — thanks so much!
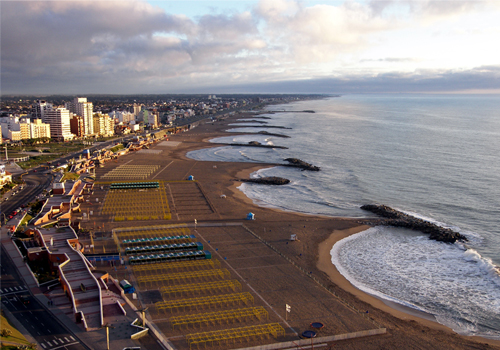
xmin=230 ymin=125 xmax=291 ymax=129
xmin=226 ymin=142 xmax=287 ymax=149
xmin=257 ymin=131 xmax=290 ymax=138
xmin=268 ymin=110 xmax=315 ymax=113
xmin=360 ymin=204 xmax=467 ymax=243
xmin=234 ymin=120 xmax=268 ymax=124
xmin=283 ymin=158 xmax=320 ymax=171
xmin=239 ymin=177 xmax=290 ymax=185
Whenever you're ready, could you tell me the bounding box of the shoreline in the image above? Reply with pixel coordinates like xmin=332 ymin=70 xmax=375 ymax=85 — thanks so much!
xmin=174 ymin=109 xmax=500 ymax=348
xmin=317 ymin=228 xmax=448 ymax=327
xmin=233 ymin=162 xmax=473 ymax=336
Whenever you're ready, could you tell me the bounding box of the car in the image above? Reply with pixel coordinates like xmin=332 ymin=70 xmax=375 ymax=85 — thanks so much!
xmin=19 ymin=295 xmax=30 ymax=304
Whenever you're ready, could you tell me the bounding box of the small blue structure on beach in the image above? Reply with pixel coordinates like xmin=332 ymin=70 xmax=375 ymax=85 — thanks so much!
xmin=188 ymin=175 xmax=194 ymax=181
xmin=246 ymin=212 xmax=255 ymax=220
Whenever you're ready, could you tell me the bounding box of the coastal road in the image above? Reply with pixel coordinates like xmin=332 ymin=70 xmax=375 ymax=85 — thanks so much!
xmin=1 ymin=247 xmax=88 ymax=350
xmin=1 ymin=168 xmax=88 ymax=350
xmin=1 ymin=170 xmax=53 ymax=223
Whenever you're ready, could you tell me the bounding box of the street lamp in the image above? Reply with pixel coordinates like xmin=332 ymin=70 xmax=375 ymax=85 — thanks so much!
xmin=102 ymin=323 xmax=114 ymax=350
xmin=138 ymin=307 xmax=149 ymax=327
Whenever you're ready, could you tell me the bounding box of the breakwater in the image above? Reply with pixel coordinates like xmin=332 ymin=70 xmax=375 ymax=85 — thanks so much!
xmin=258 ymin=131 xmax=290 ymax=138
xmin=211 ymin=141 xmax=288 ymax=149
xmin=233 ymin=142 xmax=287 ymax=149
xmin=283 ymin=158 xmax=320 ymax=171
xmin=238 ymin=176 xmax=290 ymax=185
xmin=232 ymin=120 xmax=268 ymax=124
xmin=360 ymin=204 xmax=467 ymax=243
xmin=268 ymin=110 xmax=316 ymax=113
xmin=229 ymin=125 xmax=292 ymax=129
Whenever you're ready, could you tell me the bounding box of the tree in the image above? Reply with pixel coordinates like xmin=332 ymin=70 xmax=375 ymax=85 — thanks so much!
xmin=0 ymin=328 xmax=12 ymax=337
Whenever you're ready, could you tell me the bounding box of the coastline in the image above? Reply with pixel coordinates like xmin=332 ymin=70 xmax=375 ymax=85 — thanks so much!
xmin=172 ymin=110 xmax=500 ymax=348
xmin=317 ymin=228 xmax=449 ymax=328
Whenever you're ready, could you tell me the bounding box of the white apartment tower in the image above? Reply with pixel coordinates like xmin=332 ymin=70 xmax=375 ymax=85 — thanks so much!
xmin=66 ymin=97 xmax=94 ymax=136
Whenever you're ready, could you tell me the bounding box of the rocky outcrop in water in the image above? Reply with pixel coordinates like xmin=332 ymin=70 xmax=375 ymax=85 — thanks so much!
xmin=239 ymin=177 xmax=290 ymax=185
xmin=268 ymin=110 xmax=316 ymax=113
xmin=234 ymin=120 xmax=268 ymax=124
xmin=257 ymin=131 xmax=290 ymax=138
xmin=283 ymin=158 xmax=320 ymax=171
xmin=225 ymin=142 xmax=287 ymax=149
xmin=231 ymin=125 xmax=292 ymax=129
xmin=360 ymin=204 xmax=467 ymax=243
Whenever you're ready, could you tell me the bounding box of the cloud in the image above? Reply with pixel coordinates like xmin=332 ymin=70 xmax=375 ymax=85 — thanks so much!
xmin=1 ymin=0 xmax=499 ymax=94
xmin=254 ymin=0 xmax=398 ymax=63
xmin=368 ymin=0 xmax=499 ymax=22
xmin=210 ymin=65 xmax=500 ymax=94
xmin=360 ymin=57 xmax=418 ymax=63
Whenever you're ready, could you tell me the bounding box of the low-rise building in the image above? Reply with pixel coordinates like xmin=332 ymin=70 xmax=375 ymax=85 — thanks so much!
xmin=0 ymin=164 xmax=12 ymax=188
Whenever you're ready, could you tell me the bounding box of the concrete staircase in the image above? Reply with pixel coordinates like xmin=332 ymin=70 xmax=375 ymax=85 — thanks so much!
xmin=40 ymin=227 xmax=103 ymax=331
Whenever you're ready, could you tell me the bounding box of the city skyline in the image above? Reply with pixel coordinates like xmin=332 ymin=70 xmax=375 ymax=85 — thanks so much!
xmin=1 ymin=0 xmax=500 ymax=95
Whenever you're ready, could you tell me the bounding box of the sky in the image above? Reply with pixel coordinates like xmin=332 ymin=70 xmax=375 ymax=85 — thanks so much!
xmin=1 ymin=0 xmax=500 ymax=95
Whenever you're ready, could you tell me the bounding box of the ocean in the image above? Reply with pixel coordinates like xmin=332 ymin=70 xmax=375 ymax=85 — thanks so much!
xmin=186 ymin=94 xmax=500 ymax=339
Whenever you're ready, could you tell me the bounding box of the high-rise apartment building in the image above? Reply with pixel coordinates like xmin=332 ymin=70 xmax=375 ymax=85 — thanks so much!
xmin=31 ymin=100 xmax=53 ymax=119
xmin=20 ymin=121 xmax=30 ymax=139
xmin=30 ymin=119 xmax=51 ymax=139
xmin=131 ymin=103 xmax=141 ymax=117
xmin=70 ymin=114 xmax=85 ymax=138
xmin=0 ymin=116 xmax=22 ymax=140
xmin=93 ymin=113 xmax=114 ymax=137
xmin=43 ymin=108 xmax=73 ymax=141
xmin=66 ymin=97 xmax=94 ymax=136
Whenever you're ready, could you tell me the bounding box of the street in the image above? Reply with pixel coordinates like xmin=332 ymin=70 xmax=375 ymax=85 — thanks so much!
xmin=1 ymin=248 xmax=89 ymax=350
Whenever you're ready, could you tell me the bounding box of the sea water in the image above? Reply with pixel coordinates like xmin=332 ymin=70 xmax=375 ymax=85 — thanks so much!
xmin=186 ymin=94 xmax=500 ymax=338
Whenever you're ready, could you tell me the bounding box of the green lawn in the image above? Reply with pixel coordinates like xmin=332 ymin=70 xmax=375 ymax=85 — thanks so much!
xmin=61 ymin=172 xmax=80 ymax=181
xmin=0 ymin=310 xmax=29 ymax=347
xmin=17 ymin=155 xmax=58 ymax=169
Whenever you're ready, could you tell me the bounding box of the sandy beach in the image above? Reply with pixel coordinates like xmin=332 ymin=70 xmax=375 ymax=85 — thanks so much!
xmin=82 ymin=109 xmax=500 ymax=350
xmin=165 ymin=110 xmax=500 ymax=349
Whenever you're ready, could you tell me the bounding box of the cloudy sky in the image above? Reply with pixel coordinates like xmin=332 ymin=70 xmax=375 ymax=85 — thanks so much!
xmin=1 ymin=0 xmax=500 ymax=94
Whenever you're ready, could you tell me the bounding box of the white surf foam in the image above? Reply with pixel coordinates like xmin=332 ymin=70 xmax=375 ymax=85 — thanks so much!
xmin=331 ymin=226 xmax=500 ymax=339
